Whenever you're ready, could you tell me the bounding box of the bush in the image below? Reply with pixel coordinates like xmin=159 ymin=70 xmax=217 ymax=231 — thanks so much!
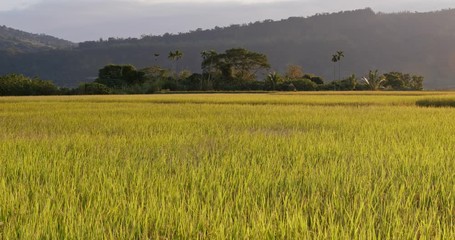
xmin=310 ymin=76 xmax=324 ymax=85
xmin=96 ymin=64 xmax=146 ymax=88
xmin=276 ymin=82 xmax=297 ymax=91
xmin=0 ymin=74 xmax=59 ymax=96
xmin=291 ymin=79 xmax=318 ymax=91
xmin=77 ymin=82 xmax=111 ymax=95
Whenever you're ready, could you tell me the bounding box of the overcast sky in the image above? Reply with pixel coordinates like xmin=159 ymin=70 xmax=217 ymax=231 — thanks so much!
xmin=1 ymin=0 xmax=454 ymax=42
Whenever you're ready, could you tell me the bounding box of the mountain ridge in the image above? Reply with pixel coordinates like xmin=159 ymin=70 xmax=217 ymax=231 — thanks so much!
xmin=0 ymin=25 xmax=75 ymax=53
xmin=1 ymin=8 xmax=454 ymax=89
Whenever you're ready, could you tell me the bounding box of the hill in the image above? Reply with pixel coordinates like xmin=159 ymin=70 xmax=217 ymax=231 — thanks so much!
xmin=0 ymin=25 xmax=75 ymax=53
xmin=0 ymin=8 xmax=454 ymax=88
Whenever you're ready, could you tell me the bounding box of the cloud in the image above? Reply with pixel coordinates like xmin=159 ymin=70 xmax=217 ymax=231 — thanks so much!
xmin=0 ymin=0 xmax=307 ymax=42
xmin=0 ymin=0 xmax=454 ymax=42
xmin=0 ymin=0 xmax=40 ymax=11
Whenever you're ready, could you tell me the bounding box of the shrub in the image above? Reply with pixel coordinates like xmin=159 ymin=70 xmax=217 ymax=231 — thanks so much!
xmin=77 ymin=82 xmax=111 ymax=95
xmin=291 ymin=79 xmax=318 ymax=91
xmin=0 ymin=74 xmax=59 ymax=96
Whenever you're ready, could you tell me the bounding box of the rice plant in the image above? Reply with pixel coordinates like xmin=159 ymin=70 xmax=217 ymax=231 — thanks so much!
xmin=0 ymin=92 xmax=454 ymax=239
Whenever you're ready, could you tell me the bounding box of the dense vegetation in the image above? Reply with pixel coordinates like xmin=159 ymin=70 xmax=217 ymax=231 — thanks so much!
xmin=0 ymin=93 xmax=454 ymax=238
xmin=0 ymin=47 xmax=424 ymax=95
xmin=0 ymin=74 xmax=60 ymax=96
xmin=83 ymin=48 xmax=423 ymax=93
xmin=0 ymin=8 xmax=454 ymax=88
xmin=0 ymin=25 xmax=74 ymax=53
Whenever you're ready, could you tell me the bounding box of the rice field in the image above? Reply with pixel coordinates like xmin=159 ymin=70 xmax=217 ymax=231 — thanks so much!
xmin=0 ymin=92 xmax=454 ymax=239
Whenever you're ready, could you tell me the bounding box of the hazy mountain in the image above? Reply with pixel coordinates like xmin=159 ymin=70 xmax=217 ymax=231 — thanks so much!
xmin=0 ymin=25 xmax=75 ymax=53
xmin=1 ymin=8 xmax=454 ymax=89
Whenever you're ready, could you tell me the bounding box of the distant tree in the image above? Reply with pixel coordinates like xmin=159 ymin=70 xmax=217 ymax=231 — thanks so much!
xmin=291 ymin=79 xmax=318 ymax=91
xmin=201 ymin=50 xmax=217 ymax=90
xmin=331 ymin=54 xmax=338 ymax=81
xmin=331 ymin=51 xmax=344 ymax=81
xmin=326 ymin=74 xmax=358 ymax=90
xmin=141 ymin=66 xmax=171 ymax=80
xmin=285 ymin=64 xmax=304 ymax=80
xmin=383 ymin=72 xmax=405 ymax=89
xmin=178 ymin=69 xmax=192 ymax=80
xmin=362 ymin=70 xmax=386 ymax=90
xmin=29 ymin=79 xmax=60 ymax=95
xmin=168 ymin=50 xmax=184 ymax=76
xmin=336 ymin=51 xmax=344 ymax=81
xmin=410 ymin=75 xmax=424 ymax=90
xmin=383 ymin=72 xmax=424 ymax=90
xmin=153 ymin=53 xmax=160 ymax=63
xmin=202 ymin=48 xmax=270 ymax=85
xmin=346 ymin=74 xmax=358 ymax=90
xmin=0 ymin=74 xmax=59 ymax=96
xmin=266 ymin=71 xmax=283 ymax=90
xmin=309 ymin=76 xmax=324 ymax=85
xmin=96 ymin=64 xmax=145 ymax=88
xmin=77 ymin=82 xmax=111 ymax=95
xmin=181 ymin=73 xmax=203 ymax=91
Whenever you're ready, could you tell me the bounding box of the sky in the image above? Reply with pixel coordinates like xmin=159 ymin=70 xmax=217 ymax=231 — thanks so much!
xmin=0 ymin=0 xmax=454 ymax=42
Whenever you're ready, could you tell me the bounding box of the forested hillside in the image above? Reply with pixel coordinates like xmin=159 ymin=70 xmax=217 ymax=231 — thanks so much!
xmin=0 ymin=25 xmax=75 ymax=53
xmin=1 ymin=8 xmax=454 ymax=88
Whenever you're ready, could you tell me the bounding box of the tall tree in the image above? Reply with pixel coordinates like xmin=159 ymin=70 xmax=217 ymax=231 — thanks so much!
xmin=285 ymin=64 xmax=304 ymax=80
xmin=201 ymin=50 xmax=217 ymax=90
xmin=153 ymin=53 xmax=160 ymax=63
xmin=202 ymin=48 xmax=270 ymax=83
xmin=336 ymin=51 xmax=344 ymax=81
xmin=331 ymin=54 xmax=338 ymax=81
xmin=96 ymin=64 xmax=145 ymax=88
xmin=168 ymin=50 xmax=184 ymax=76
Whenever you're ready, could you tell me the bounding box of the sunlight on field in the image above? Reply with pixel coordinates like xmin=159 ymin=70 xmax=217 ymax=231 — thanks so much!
xmin=1 ymin=92 xmax=454 ymax=239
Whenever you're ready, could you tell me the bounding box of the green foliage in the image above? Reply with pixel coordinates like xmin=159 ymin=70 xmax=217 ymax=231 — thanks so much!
xmin=96 ymin=65 xmax=146 ymax=88
xmin=290 ymin=78 xmax=318 ymax=91
xmin=0 ymin=25 xmax=74 ymax=54
xmin=168 ymin=50 xmax=184 ymax=76
xmin=384 ymin=72 xmax=424 ymax=90
xmin=2 ymin=9 xmax=455 ymax=88
xmin=309 ymin=76 xmax=324 ymax=85
xmin=141 ymin=66 xmax=171 ymax=80
xmin=362 ymin=70 xmax=386 ymax=90
xmin=180 ymin=73 xmax=203 ymax=91
xmin=332 ymin=74 xmax=358 ymax=90
xmin=0 ymin=74 xmax=59 ymax=96
xmin=276 ymin=82 xmax=297 ymax=91
xmin=76 ymin=82 xmax=111 ymax=95
xmin=202 ymin=48 xmax=270 ymax=85
xmin=200 ymin=50 xmax=218 ymax=90
xmin=265 ymin=72 xmax=283 ymax=90
xmin=331 ymin=51 xmax=345 ymax=81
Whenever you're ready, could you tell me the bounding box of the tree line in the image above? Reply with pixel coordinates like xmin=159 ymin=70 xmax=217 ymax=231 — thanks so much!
xmin=1 ymin=8 xmax=452 ymax=89
xmin=0 ymin=47 xmax=423 ymax=96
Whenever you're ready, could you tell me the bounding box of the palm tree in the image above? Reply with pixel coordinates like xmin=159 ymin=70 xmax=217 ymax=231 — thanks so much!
xmin=168 ymin=50 xmax=184 ymax=75
xmin=153 ymin=53 xmax=160 ymax=63
xmin=331 ymin=54 xmax=338 ymax=81
xmin=336 ymin=51 xmax=344 ymax=81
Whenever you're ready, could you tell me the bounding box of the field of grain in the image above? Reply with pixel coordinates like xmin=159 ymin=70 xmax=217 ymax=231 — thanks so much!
xmin=1 ymin=92 xmax=454 ymax=239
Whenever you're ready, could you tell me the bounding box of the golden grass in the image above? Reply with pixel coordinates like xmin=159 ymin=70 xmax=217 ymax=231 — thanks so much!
xmin=0 ymin=92 xmax=454 ymax=239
